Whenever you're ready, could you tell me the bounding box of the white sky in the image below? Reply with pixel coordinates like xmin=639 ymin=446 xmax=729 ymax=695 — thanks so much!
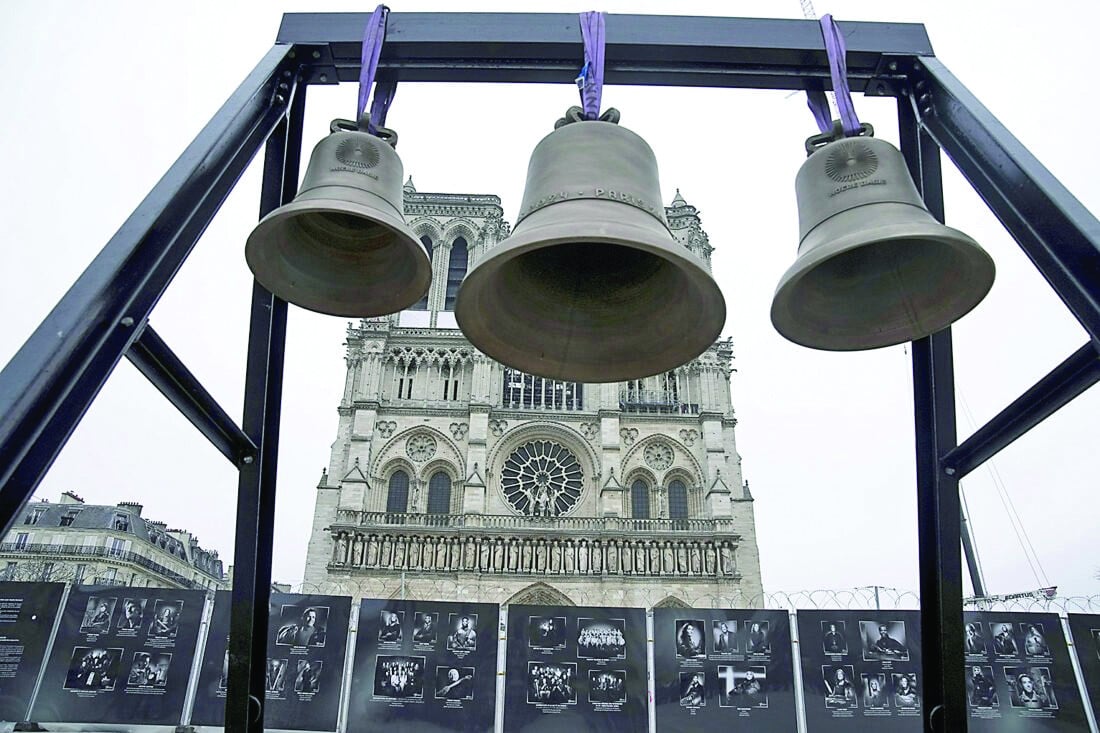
xmin=1 ymin=0 xmax=1096 ymax=601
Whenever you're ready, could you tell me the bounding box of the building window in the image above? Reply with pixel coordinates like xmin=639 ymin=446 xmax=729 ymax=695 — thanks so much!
xmin=631 ymin=480 xmax=651 ymax=519
xmin=426 ymin=472 xmax=452 ymax=515
xmin=502 ymin=368 xmax=583 ymax=411
xmin=668 ymin=479 xmax=689 ymax=519
xmin=411 ymin=236 xmax=433 ymax=310
xmin=40 ymin=562 xmax=54 ymax=581
xmin=14 ymin=533 xmax=29 ymax=550
xmin=103 ymin=568 xmax=117 ymax=583
xmin=113 ymin=514 xmax=130 ymax=532
xmin=24 ymin=508 xmax=43 ymax=525
xmin=109 ymin=538 xmax=125 ymax=557
xmin=386 ymin=471 xmax=410 ymax=514
xmin=59 ymin=510 xmax=80 ymax=526
xmin=444 ymin=237 xmax=468 ymax=310
xmin=74 ymin=564 xmax=86 ymax=584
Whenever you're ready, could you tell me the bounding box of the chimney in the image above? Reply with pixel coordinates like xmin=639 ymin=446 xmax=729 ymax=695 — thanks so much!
xmin=60 ymin=491 xmax=85 ymax=504
xmin=116 ymin=501 xmax=143 ymax=517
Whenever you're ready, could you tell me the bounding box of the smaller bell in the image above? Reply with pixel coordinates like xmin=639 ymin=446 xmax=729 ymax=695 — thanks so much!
xmin=246 ymin=118 xmax=430 ymax=317
xmin=771 ymin=123 xmax=995 ymax=350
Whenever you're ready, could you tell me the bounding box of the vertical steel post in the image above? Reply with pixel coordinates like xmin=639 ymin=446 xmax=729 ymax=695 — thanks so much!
xmin=225 ymin=77 xmax=306 ymax=733
xmin=899 ymin=96 xmax=967 ymax=732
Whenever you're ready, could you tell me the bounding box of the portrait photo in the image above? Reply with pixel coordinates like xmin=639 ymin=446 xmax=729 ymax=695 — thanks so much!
xmin=588 ymin=670 xmax=626 ymax=705
xmin=412 ymin=612 xmax=438 ymax=645
xmin=861 ymin=672 xmax=888 ymax=709
xmin=65 ymin=646 xmax=122 ymax=690
xmin=434 ymin=666 xmax=474 ymax=700
xmin=1020 ymin=623 xmax=1050 ymax=658
xmin=965 ymin=622 xmax=987 ymax=656
xmin=80 ymin=597 xmax=117 ymax=635
xmin=117 ymin=598 xmax=147 ymax=632
xmin=577 ymin=618 xmax=626 ymax=660
xmin=276 ymin=605 xmax=328 ymax=648
xmin=679 ymin=671 xmax=706 ymax=707
xmin=149 ymin=600 xmax=184 ymax=638
xmin=528 ymin=616 xmax=566 ymax=651
xmin=374 ymin=656 xmax=425 ymax=700
xmin=821 ymin=620 xmax=848 ymax=655
xmin=447 ymin=613 xmax=478 ymax=651
xmin=526 ymin=662 xmax=577 ymax=705
xmin=265 ymin=658 xmax=287 ymax=694
xmin=711 ymin=620 xmax=737 ymax=654
xmin=378 ymin=610 xmax=404 ymax=644
xmin=293 ymin=660 xmax=323 ymax=694
xmin=126 ymin=651 xmax=171 ymax=687
xmin=1005 ymin=666 xmax=1057 ymax=710
xmin=893 ymin=673 xmax=920 ymax=709
xmin=992 ymin=622 xmax=1019 ymax=657
xmin=822 ymin=665 xmax=856 ymax=708
xmin=745 ymin=620 xmax=770 ymax=654
xmin=718 ymin=665 xmax=768 ymax=708
xmin=860 ymin=620 xmax=910 ymax=662
xmin=675 ymin=619 xmax=706 ymax=660
xmin=967 ymin=665 xmax=998 ymax=708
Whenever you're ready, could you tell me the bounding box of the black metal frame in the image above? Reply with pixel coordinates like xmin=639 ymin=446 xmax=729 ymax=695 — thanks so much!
xmin=0 ymin=13 xmax=1097 ymax=733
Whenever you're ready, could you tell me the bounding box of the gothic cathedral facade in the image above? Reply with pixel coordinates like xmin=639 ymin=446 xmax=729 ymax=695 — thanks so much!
xmin=302 ymin=180 xmax=763 ymax=609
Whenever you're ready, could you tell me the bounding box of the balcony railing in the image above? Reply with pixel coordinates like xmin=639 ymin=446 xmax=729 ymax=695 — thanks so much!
xmin=0 ymin=542 xmax=210 ymax=589
xmin=619 ymin=389 xmax=699 ymax=415
xmin=332 ymin=510 xmax=735 ymax=535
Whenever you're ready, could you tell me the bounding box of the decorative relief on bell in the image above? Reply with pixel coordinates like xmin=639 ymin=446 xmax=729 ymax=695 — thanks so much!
xmin=823 ymin=140 xmax=879 ymax=182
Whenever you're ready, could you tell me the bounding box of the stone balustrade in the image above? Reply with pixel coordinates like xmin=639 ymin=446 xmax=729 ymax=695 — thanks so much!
xmin=333 ymin=510 xmax=736 ymax=535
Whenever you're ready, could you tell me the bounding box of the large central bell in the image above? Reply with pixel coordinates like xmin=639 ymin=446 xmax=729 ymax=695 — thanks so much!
xmin=455 ymin=109 xmax=726 ymax=383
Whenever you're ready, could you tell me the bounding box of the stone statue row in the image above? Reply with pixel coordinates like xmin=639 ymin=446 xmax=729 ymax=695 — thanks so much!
xmin=330 ymin=531 xmax=737 ymax=577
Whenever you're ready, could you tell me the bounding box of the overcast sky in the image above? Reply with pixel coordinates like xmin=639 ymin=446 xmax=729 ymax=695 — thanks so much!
xmin=1 ymin=0 xmax=1096 ymax=602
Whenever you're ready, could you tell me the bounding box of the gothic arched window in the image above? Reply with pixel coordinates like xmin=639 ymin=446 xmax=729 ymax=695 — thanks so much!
xmin=426 ymin=472 xmax=452 ymax=515
xmin=444 ymin=237 xmax=468 ymax=310
xmin=631 ymin=479 xmax=650 ymax=519
xmin=386 ymin=470 xmax=410 ymax=514
xmin=668 ymin=479 xmax=689 ymax=519
xmin=411 ymin=235 xmax=433 ymax=310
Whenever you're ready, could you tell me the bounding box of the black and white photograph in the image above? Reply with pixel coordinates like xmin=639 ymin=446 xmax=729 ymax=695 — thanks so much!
xmin=821 ymin=620 xmax=848 ymax=655
xmin=293 ymin=659 xmax=323 ymax=694
xmin=967 ymin=665 xmax=999 ymax=708
xmin=126 ymin=651 xmax=171 ymax=687
xmin=117 ymin=598 xmax=146 ymax=633
xmin=265 ymin=658 xmax=287 ymax=694
xmin=1092 ymin=628 xmax=1100 ymax=660
xmin=745 ymin=621 xmax=770 ymax=654
xmin=577 ymin=618 xmax=626 ymax=660
xmin=679 ymin=671 xmax=706 ymax=707
xmin=413 ymin=612 xmax=438 ymax=645
xmin=965 ymin=622 xmax=987 ymax=656
xmin=218 ymin=648 xmax=229 ymax=690
xmin=822 ymin=665 xmax=857 ymax=708
xmin=275 ymin=605 xmax=329 ymax=648
xmin=862 ymin=672 xmax=889 ymax=709
xmin=1021 ymin=623 xmax=1051 ymax=658
xmin=149 ymin=600 xmax=183 ymax=638
xmin=378 ymin=610 xmax=404 ymax=644
xmin=434 ymin=665 xmax=475 ymax=700
xmin=892 ymin=673 xmax=920 ymax=709
xmin=860 ymin=620 xmax=910 ymax=662
xmin=447 ymin=613 xmax=479 ymax=651
xmin=711 ymin=620 xmax=737 ymax=654
xmin=528 ymin=615 xmax=566 ymax=651
xmin=374 ymin=656 xmax=425 ymax=700
xmin=992 ymin=622 xmax=1020 ymax=657
xmin=526 ymin=662 xmax=577 ymax=705
xmin=718 ymin=665 xmax=768 ymax=708
xmin=675 ymin=619 xmax=706 ymax=659
xmin=588 ymin=670 xmax=626 ymax=705
xmin=80 ymin=597 xmax=116 ymax=635
xmin=64 ymin=647 xmax=122 ymax=690
xmin=1005 ymin=666 xmax=1058 ymax=710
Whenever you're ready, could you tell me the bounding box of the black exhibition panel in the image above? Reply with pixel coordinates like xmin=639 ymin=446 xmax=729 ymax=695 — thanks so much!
xmin=191 ymin=591 xmax=352 ymax=731
xmin=961 ymin=611 xmax=1088 ymax=731
xmin=1066 ymin=613 xmax=1100 ymax=724
xmin=347 ymin=598 xmax=500 ymax=733
xmin=797 ymin=609 xmax=923 ymax=731
xmin=30 ymin=585 xmax=204 ymax=725
xmin=0 ymin=582 xmax=66 ymax=722
xmin=503 ymin=603 xmax=647 ymax=732
xmin=653 ymin=606 xmax=795 ymax=732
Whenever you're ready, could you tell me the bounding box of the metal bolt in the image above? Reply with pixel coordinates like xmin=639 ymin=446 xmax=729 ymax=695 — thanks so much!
xmin=319 ymin=74 xmax=329 ymax=83
xmin=120 ymin=316 xmax=134 ymax=327
xmin=919 ymin=93 xmax=931 ymax=105
xmin=921 ymin=107 xmax=932 ymax=117
xmin=288 ymin=51 xmax=296 ymax=59
xmin=282 ymin=69 xmax=292 ymax=78
xmin=944 ymin=466 xmax=956 ymax=476
xmin=312 ymin=50 xmax=321 ymax=59
xmin=242 ymin=455 xmax=255 ymax=465
xmin=887 ymin=61 xmax=898 ymax=72
xmin=278 ymin=82 xmax=289 ymax=91
xmin=274 ymin=94 xmax=286 ymax=105
xmin=916 ymin=80 xmax=926 ymax=91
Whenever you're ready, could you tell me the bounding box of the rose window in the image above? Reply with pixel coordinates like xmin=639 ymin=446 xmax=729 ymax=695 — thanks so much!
xmin=406 ymin=433 xmax=437 ymax=462
xmin=500 ymin=440 xmax=584 ymax=517
xmin=644 ymin=441 xmax=674 ymax=470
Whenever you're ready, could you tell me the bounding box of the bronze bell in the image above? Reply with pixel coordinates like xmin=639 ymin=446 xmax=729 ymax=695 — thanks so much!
xmin=771 ymin=123 xmax=995 ymax=350
xmin=245 ymin=118 xmax=430 ymax=317
xmin=455 ymin=108 xmax=726 ymax=382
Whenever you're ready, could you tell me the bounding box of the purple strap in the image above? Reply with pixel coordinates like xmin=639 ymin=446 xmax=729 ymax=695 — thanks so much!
xmin=807 ymin=14 xmax=862 ymax=136
xmin=577 ymin=12 xmax=606 ymax=120
xmin=357 ymin=5 xmax=392 ymax=132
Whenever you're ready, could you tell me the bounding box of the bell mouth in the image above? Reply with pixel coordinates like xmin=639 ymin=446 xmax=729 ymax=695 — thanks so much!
xmin=289 ymin=211 xmax=391 ymax=254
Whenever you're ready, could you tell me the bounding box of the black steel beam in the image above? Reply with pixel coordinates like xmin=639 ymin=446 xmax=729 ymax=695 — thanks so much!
xmin=900 ymin=97 xmax=967 ymax=733
xmin=943 ymin=342 xmax=1100 ymax=479
xmin=224 ymin=79 xmax=306 ymax=733
xmin=125 ymin=324 xmax=256 ymax=465
xmin=914 ymin=57 xmax=1100 ymax=347
xmin=277 ymin=12 xmax=931 ymax=90
xmin=0 ymin=44 xmax=298 ymax=539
